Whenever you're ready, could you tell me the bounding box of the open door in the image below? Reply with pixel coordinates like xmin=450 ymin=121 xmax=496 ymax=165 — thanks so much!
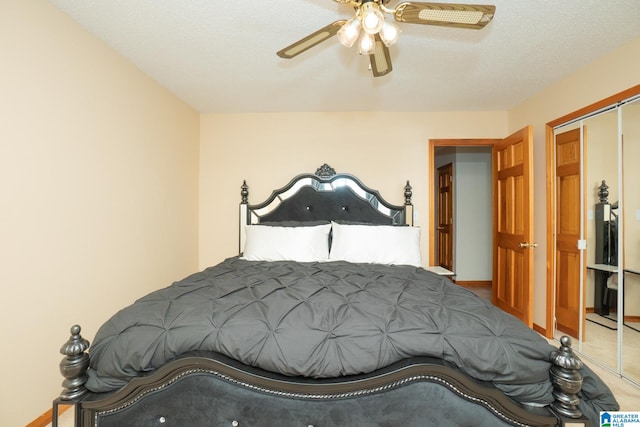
xmin=492 ymin=126 xmax=535 ymax=326
xmin=437 ymin=163 xmax=454 ymax=271
xmin=554 ymin=128 xmax=584 ymax=339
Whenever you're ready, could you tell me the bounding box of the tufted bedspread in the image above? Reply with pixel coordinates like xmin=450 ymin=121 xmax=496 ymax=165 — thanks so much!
xmin=85 ymin=257 xmax=617 ymax=421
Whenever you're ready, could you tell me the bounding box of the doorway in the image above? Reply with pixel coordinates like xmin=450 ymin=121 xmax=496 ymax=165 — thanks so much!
xmin=429 ymin=139 xmax=498 ymax=294
xmin=430 ymin=140 xmax=495 ymax=286
xmin=430 ymin=127 xmax=535 ymax=327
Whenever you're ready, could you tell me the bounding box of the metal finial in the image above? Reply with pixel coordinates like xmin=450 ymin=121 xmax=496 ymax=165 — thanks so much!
xmin=598 ymin=180 xmax=609 ymax=203
xmin=404 ymin=180 xmax=412 ymax=205
xmin=241 ymin=180 xmax=249 ymax=204
xmin=60 ymin=325 xmax=90 ymax=356
xmin=59 ymin=325 xmax=91 ymax=400
xmin=549 ymin=335 xmax=583 ymax=419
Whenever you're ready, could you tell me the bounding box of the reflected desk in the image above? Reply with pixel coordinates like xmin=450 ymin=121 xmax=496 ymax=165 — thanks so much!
xmin=587 ymin=264 xmax=639 ymax=322
xmin=587 ymin=264 xmax=618 ymax=315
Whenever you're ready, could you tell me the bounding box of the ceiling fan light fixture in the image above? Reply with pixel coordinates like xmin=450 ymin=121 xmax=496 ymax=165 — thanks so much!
xmin=277 ymin=2 xmax=496 ymax=77
xmin=360 ymin=2 xmax=384 ymax=34
xmin=379 ymin=21 xmax=400 ymax=46
xmin=358 ymin=32 xmax=376 ymax=55
xmin=337 ymin=18 xmax=361 ymax=47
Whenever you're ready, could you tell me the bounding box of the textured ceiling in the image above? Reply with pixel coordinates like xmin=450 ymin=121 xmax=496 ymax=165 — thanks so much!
xmin=48 ymin=0 xmax=640 ymax=113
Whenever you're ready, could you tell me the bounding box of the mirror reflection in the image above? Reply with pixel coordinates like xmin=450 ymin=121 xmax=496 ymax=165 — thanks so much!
xmin=582 ymin=108 xmax=620 ymax=372
xmin=621 ymin=99 xmax=640 ymax=384
xmin=554 ymin=96 xmax=640 ymax=386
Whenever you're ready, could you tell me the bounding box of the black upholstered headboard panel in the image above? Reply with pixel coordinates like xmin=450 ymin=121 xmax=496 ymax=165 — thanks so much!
xmin=239 ymin=164 xmax=413 ymax=253
xmin=262 ymin=185 xmax=397 ymax=224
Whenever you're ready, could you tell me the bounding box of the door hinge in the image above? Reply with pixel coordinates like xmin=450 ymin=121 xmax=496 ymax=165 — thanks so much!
xmin=577 ymin=240 xmax=587 ymax=250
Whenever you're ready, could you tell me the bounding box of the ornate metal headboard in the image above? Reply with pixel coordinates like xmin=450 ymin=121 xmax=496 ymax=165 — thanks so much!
xmin=239 ymin=164 xmax=413 ymax=253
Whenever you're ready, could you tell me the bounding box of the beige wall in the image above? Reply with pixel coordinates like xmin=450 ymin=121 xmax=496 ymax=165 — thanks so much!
xmin=508 ymin=36 xmax=640 ymax=328
xmin=199 ymin=112 xmax=508 ymax=268
xmin=0 ymin=2 xmax=199 ymax=426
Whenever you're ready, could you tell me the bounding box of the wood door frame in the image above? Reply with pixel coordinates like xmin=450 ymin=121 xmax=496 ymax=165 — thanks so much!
xmin=544 ymin=84 xmax=640 ymax=339
xmin=429 ymin=139 xmax=498 ymax=266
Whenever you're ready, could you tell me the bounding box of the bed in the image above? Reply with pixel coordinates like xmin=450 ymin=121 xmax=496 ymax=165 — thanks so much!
xmin=53 ymin=164 xmax=618 ymax=427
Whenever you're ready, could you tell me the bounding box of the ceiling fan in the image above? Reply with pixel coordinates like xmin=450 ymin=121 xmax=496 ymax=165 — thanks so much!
xmin=277 ymin=1 xmax=496 ymax=77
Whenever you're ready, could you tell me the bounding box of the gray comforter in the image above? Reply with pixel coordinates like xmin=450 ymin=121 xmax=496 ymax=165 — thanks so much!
xmin=86 ymin=257 xmax=617 ymax=421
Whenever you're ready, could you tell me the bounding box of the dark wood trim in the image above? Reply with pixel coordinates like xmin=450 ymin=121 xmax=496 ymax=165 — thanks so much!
xmin=533 ymin=323 xmax=547 ymax=337
xmin=456 ymin=280 xmax=491 ymax=288
xmin=547 ymin=84 xmax=640 ymax=128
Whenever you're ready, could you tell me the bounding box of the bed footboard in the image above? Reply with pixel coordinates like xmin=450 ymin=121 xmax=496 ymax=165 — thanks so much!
xmin=83 ymin=367 xmax=545 ymax=426
xmin=54 ymin=326 xmax=588 ymax=427
xmin=79 ymin=357 xmax=558 ymax=427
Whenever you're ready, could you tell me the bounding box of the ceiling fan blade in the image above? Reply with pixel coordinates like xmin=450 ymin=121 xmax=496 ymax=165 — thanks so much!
xmin=277 ymin=20 xmax=347 ymax=59
xmin=393 ymin=2 xmax=495 ymax=29
xmin=369 ymin=34 xmax=393 ymax=77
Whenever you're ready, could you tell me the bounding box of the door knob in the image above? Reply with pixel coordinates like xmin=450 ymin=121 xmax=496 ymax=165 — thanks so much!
xmin=519 ymin=242 xmax=539 ymax=249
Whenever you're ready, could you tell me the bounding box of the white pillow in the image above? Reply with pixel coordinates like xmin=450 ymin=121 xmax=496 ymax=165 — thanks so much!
xmin=242 ymin=224 xmax=331 ymax=262
xmin=329 ymin=222 xmax=422 ymax=267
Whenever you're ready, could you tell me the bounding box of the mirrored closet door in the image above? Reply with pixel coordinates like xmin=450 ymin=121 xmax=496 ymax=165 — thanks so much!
xmin=621 ymin=98 xmax=640 ymax=384
xmin=553 ymin=93 xmax=640 ymax=386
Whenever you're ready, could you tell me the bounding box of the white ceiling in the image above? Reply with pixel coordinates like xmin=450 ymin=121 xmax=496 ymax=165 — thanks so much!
xmin=48 ymin=0 xmax=640 ymax=114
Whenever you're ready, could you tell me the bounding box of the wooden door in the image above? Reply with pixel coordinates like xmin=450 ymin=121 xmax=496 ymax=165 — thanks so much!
xmin=437 ymin=164 xmax=454 ymax=271
xmin=555 ymin=128 xmax=584 ymax=339
xmin=493 ymin=126 xmax=534 ymax=326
